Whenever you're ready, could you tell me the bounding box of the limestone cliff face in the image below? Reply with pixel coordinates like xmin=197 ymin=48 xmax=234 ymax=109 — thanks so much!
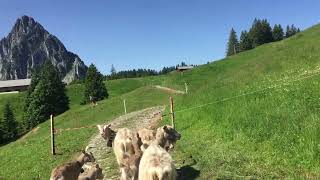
xmin=0 ymin=16 xmax=87 ymax=83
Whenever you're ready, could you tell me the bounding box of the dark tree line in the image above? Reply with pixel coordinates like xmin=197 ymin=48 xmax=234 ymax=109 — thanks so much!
xmin=226 ymin=18 xmax=300 ymax=56
xmin=106 ymin=63 xmax=190 ymax=80
xmin=107 ymin=68 xmax=158 ymax=80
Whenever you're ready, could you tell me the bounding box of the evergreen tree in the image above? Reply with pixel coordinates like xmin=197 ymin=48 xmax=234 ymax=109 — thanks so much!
xmin=272 ymin=24 xmax=284 ymax=41
xmin=110 ymin=64 xmax=116 ymax=76
xmin=291 ymin=24 xmax=298 ymax=35
xmin=249 ymin=19 xmax=273 ymax=48
xmin=23 ymin=69 xmax=40 ymax=130
xmin=285 ymin=24 xmax=299 ymax=38
xmin=0 ymin=103 xmax=17 ymax=142
xmin=226 ymin=28 xmax=239 ymax=56
xmin=82 ymin=64 xmax=108 ymax=104
xmin=285 ymin=25 xmax=291 ymax=38
xmin=239 ymin=30 xmax=252 ymax=52
xmin=24 ymin=61 xmax=69 ymax=129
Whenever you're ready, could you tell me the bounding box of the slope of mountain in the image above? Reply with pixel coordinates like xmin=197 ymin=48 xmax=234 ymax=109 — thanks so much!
xmin=0 ymin=16 xmax=87 ymax=83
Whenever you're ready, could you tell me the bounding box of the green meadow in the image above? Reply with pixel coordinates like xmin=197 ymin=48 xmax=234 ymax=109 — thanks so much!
xmin=2 ymin=24 xmax=320 ymax=179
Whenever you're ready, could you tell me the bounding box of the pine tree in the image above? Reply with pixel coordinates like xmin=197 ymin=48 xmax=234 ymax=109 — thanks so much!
xmin=285 ymin=24 xmax=299 ymax=38
xmin=82 ymin=64 xmax=108 ymax=104
xmin=285 ymin=25 xmax=291 ymax=38
xmin=239 ymin=30 xmax=252 ymax=52
xmin=0 ymin=103 xmax=17 ymax=142
xmin=110 ymin=64 xmax=116 ymax=76
xmin=261 ymin=19 xmax=274 ymax=42
xmin=249 ymin=19 xmax=273 ymax=48
xmin=226 ymin=28 xmax=239 ymax=56
xmin=272 ymin=24 xmax=284 ymax=41
xmin=291 ymin=24 xmax=297 ymax=35
xmin=24 ymin=61 xmax=69 ymax=129
xmin=23 ymin=69 xmax=40 ymax=130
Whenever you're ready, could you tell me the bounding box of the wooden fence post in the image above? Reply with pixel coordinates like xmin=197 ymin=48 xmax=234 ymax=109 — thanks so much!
xmin=123 ymin=99 xmax=127 ymax=120
xmin=185 ymin=82 xmax=188 ymax=94
xmin=170 ymin=97 xmax=175 ymax=129
xmin=50 ymin=114 xmax=55 ymax=155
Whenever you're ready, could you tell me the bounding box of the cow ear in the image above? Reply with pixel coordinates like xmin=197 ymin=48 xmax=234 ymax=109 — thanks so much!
xmin=81 ymin=150 xmax=86 ymax=154
xmin=95 ymin=164 xmax=99 ymax=168
xmin=103 ymin=125 xmax=109 ymax=131
xmin=85 ymin=146 xmax=90 ymax=152
xmin=97 ymin=125 xmax=103 ymax=133
xmin=107 ymin=124 xmax=111 ymax=128
xmin=163 ymin=125 xmax=168 ymax=130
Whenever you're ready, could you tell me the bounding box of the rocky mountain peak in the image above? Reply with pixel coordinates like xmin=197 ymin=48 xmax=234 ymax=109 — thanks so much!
xmin=0 ymin=16 xmax=87 ymax=83
xmin=14 ymin=15 xmax=37 ymax=32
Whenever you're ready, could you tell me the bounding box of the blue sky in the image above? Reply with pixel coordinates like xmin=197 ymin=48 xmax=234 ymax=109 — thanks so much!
xmin=0 ymin=0 xmax=319 ymax=74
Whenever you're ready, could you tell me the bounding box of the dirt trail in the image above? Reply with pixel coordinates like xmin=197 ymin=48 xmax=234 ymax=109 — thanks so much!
xmin=154 ymin=85 xmax=185 ymax=94
xmin=83 ymin=106 xmax=165 ymax=180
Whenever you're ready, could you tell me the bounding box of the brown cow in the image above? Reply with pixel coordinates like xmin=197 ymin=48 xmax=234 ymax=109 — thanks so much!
xmin=50 ymin=149 xmax=95 ymax=180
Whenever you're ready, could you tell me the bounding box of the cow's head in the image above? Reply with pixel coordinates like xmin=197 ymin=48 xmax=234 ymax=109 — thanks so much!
xmin=81 ymin=150 xmax=95 ymax=163
xmin=93 ymin=164 xmax=104 ymax=179
xmin=156 ymin=125 xmax=181 ymax=151
xmin=97 ymin=124 xmax=116 ymax=147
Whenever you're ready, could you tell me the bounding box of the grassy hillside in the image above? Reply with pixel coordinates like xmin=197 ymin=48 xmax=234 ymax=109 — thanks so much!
xmin=2 ymin=24 xmax=320 ymax=179
xmin=168 ymin=24 xmax=320 ymax=178
xmin=0 ymin=78 xmax=176 ymax=179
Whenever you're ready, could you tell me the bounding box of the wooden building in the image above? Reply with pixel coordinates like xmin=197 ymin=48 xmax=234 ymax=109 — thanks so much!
xmin=0 ymin=79 xmax=31 ymax=93
xmin=176 ymin=66 xmax=194 ymax=72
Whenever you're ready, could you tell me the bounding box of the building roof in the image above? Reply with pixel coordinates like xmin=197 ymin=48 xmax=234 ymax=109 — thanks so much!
xmin=177 ymin=66 xmax=194 ymax=70
xmin=0 ymin=79 xmax=31 ymax=88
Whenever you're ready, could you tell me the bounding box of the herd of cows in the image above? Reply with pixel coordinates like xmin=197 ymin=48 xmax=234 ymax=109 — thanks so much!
xmin=49 ymin=120 xmax=182 ymax=180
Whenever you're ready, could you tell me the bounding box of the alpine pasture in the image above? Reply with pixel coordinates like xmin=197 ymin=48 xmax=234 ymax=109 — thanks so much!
xmin=1 ymin=24 xmax=320 ymax=179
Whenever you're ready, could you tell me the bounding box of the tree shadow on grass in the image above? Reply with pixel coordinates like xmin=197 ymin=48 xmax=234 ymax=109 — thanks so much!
xmin=177 ymin=165 xmax=200 ymax=180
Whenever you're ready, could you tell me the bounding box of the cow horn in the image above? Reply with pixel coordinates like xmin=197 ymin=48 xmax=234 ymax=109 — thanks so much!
xmin=172 ymin=119 xmax=175 ymax=129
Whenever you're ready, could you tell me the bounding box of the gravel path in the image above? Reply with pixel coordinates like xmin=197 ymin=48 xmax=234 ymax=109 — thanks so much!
xmin=83 ymin=106 xmax=165 ymax=180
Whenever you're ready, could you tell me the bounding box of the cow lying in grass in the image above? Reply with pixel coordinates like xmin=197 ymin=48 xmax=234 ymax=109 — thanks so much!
xmin=78 ymin=164 xmax=104 ymax=180
xmin=50 ymin=148 xmax=95 ymax=180
xmin=138 ymin=144 xmax=176 ymax=180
